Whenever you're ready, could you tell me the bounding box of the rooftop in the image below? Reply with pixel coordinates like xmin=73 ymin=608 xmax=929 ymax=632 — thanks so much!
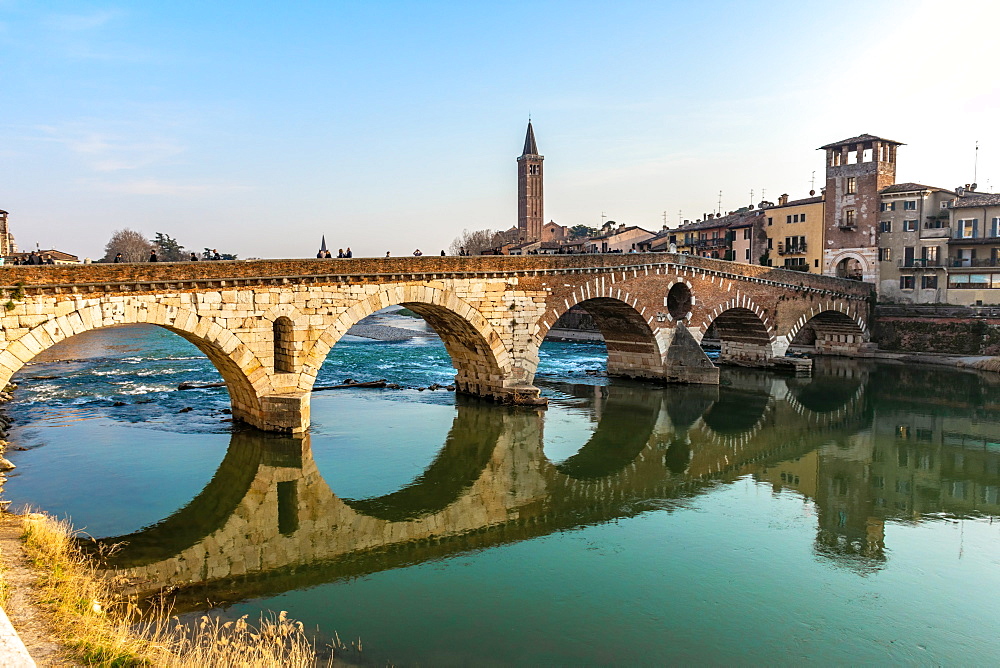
xmin=880 ymin=182 xmax=953 ymax=195
xmin=951 ymin=193 xmax=1000 ymax=208
xmin=819 ymin=134 xmax=904 ymax=150
xmin=766 ymin=195 xmax=824 ymax=209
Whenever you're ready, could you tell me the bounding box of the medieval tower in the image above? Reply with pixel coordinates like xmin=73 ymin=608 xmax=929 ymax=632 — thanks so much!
xmin=517 ymin=121 xmax=544 ymax=242
xmin=820 ymin=134 xmax=901 ymax=284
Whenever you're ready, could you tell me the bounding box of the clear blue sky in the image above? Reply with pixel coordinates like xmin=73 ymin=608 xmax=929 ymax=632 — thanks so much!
xmin=3 ymin=0 xmax=998 ymax=259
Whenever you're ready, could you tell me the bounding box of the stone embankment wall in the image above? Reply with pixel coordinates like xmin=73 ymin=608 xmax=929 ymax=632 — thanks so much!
xmin=871 ymin=304 xmax=1000 ymax=355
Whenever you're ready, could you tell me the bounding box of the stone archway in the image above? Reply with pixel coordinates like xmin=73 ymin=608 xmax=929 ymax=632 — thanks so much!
xmin=787 ymin=302 xmax=869 ymax=357
xmin=303 ymin=286 xmax=536 ymax=403
xmin=2 ymin=301 xmax=266 ymax=427
xmin=701 ymin=307 xmax=774 ymax=365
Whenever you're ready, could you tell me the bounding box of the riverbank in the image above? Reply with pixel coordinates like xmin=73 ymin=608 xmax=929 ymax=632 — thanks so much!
xmin=0 ymin=510 xmax=328 ymax=666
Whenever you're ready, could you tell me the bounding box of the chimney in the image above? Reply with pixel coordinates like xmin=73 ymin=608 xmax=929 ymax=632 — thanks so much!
xmin=778 ymin=193 xmax=789 ymax=206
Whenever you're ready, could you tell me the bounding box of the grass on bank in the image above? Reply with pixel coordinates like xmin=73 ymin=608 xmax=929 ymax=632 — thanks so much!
xmin=17 ymin=510 xmax=329 ymax=667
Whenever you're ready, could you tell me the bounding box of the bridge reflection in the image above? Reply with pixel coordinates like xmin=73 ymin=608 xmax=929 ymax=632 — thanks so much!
xmin=89 ymin=361 xmax=1000 ymax=609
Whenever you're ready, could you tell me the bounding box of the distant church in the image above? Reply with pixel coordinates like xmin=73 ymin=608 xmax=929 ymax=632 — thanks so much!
xmin=517 ymin=121 xmax=544 ymax=242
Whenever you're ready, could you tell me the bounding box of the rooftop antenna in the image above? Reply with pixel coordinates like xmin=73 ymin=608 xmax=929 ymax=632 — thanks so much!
xmin=601 ymin=211 xmax=607 ymax=226
xmin=662 ymin=210 xmax=668 ymax=227
xmin=761 ymin=188 xmax=766 ymax=202
xmin=678 ymin=209 xmax=682 ymax=225
xmin=974 ymin=140 xmax=979 ymax=185
xmin=810 ymin=170 xmax=816 ymax=192
xmin=717 ymin=190 xmax=723 ymax=215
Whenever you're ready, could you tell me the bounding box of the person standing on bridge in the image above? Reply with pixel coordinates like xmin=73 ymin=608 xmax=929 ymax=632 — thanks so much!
xmin=345 ymin=247 xmax=353 ymax=258
xmin=413 ymin=249 xmax=423 ymax=257
xmin=114 ymin=252 xmax=123 ymax=263
xmin=189 ymin=252 xmax=199 ymax=261
xmin=149 ymin=250 xmax=158 ymax=262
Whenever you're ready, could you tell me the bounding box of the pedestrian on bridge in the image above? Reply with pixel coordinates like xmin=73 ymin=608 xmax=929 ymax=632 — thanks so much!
xmin=114 ymin=252 xmax=123 ymax=263
xmin=413 ymin=249 xmax=423 ymax=257
xmin=189 ymin=252 xmax=199 ymax=261
xmin=149 ymin=250 xmax=158 ymax=262
xmin=345 ymin=247 xmax=353 ymax=258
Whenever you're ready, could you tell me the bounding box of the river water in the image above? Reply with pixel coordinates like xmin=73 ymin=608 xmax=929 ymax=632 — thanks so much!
xmin=4 ymin=322 xmax=1000 ymax=665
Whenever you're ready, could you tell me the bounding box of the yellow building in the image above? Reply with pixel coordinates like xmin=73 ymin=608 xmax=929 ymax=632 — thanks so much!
xmin=761 ymin=194 xmax=825 ymax=273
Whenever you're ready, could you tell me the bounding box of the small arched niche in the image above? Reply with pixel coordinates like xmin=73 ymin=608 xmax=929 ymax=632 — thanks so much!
xmin=273 ymin=316 xmax=295 ymax=373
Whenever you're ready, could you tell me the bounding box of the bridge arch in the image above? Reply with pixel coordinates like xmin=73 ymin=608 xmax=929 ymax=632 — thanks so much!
xmin=699 ymin=297 xmax=775 ymax=365
xmin=2 ymin=301 xmax=264 ymax=422
xmin=533 ymin=279 xmax=666 ymax=382
xmin=785 ymin=300 xmax=868 ymax=356
xmin=302 ymin=286 xmax=522 ymax=401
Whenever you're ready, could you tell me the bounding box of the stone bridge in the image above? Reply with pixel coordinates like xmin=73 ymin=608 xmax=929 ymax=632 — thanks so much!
xmin=91 ymin=371 xmax=872 ymax=607
xmin=0 ymin=254 xmax=873 ymax=432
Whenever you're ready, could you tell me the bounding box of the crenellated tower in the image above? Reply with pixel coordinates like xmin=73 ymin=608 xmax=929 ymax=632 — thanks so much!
xmin=517 ymin=121 xmax=544 ymax=242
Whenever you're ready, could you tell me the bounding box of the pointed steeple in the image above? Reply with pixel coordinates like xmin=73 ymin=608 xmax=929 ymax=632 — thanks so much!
xmin=521 ymin=121 xmax=538 ymax=156
xmin=320 ymin=235 xmax=328 ymax=252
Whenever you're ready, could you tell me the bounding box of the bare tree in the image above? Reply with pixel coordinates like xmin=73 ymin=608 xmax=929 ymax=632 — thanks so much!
xmin=449 ymin=229 xmax=501 ymax=255
xmin=103 ymin=228 xmax=154 ymax=263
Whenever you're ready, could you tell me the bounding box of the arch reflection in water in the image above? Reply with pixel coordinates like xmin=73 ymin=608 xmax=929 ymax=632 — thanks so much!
xmin=92 ymin=364 xmax=1000 ymax=609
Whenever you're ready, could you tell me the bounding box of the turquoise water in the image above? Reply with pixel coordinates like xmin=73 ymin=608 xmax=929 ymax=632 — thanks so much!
xmin=4 ymin=324 xmax=1000 ymax=665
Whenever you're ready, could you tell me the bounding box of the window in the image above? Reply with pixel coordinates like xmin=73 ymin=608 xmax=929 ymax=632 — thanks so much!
xmin=880 ymin=220 xmax=892 ymax=233
xmin=815 ymin=259 xmax=819 ymax=268
xmin=784 ymin=258 xmax=807 ymax=269
xmin=879 ymin=247 xmax=892 ymax=262
xmin=958 ymin=218 xmax=978 ymax=239
xmin=743 ymin=228 xmax=751 ymax=240
xmin=900 ymin=275 xmax=915 ymax=289
xmin=846 ymin=177 xmax=857 ymax=194
xmin=881 ymin=201 xmax=896 ymax=212
xmin=785 ymin=235 xmax=805 ymax=252
xmin=903 ymin=219 xmax=918 ymax=232
xmin=940 ymin=200 xmax=951 ymax=209
xmin=993 ymin=217 xmax=1000 ymax=237
xmin=903 ymin=200 xmax=917 ymax=210
xmin=922 ymin=274 xmax=937 ymax=289
xmin=767 ymin=238 xmax=773 ymax=249
xmin=786 ymin=215 xmax=792 ymax=224
xmin=844 ymin=209 xmax=856 ymax=227
xmin=767 ymin=217 xmax=773 ymax=226
xmin=745 ymin=248 xmax=750 ymax=260
xmin=925 ymin=217 xmax=948 ymax=229
xmin=801 ymin=212 xmax=807 ymax=221
xmin=950 ymin=274 xmax=970 ymax=289
xmin=922 ymin=246 xmax=939 ymax=263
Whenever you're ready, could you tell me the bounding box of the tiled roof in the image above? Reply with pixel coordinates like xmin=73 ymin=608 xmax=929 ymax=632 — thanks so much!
xmin=590 ymin=225 xmax=653 ymax=240
xmin=819 ymin=134 xmax=904 ymax=150
xmin=880 ymin=182 xmax=952 ymax=194
xmin=767 ymin=196 xmax=824 ymax=209
xmin=952 ymin=193 xmax=1000 ymax=208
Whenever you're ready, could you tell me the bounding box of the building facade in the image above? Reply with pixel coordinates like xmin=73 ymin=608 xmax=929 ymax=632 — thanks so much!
xmin=945 ymin=192 xmax=1000 ymax=305
xmin=517 ymin=121 xmax=544 ymax=243
xmin=820 ymin=134 xmax=901 ymax=283
xmin=877 ymin=183 xmax=954 ymax=303
xmin=761 ymin=194 xmax=825 ymax=273
xmin=0 ymin=210 xmax=16 ymax=258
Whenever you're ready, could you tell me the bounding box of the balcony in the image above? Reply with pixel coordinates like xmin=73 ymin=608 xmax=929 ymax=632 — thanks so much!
xmin=948 ymin=257 xmax=1000 ymax=268
xmin=838 ymin=223 xmax=857 ymax=231
xmin=777 ymin=241 xmax=807 ymax=256
xmin=692 ymin=238 xmax=729 ymax=250
xmin=897 ymin=258 xmax=942 ymax=268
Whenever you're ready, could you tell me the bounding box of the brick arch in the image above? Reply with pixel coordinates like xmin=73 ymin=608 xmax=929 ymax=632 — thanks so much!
xmin=785 ymin=300 xmax=868 ymax=344
xmin=0 ymin=300 xmax=264 ymax=421
xmin=699 ymin=296 xmax=775 ymax=363
xmin=529 ymin=276 xmax=666 ymax=382
xmin=301 ymin=286 xmax=514 ymax=400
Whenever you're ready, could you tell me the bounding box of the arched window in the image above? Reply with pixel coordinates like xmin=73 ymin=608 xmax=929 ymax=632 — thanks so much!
xmin=273 ymin=316 xmax=294 ymax=373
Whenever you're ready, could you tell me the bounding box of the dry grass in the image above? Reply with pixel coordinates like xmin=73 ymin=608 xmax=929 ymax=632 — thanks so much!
xmin=19 ymin=510 xmax=329 ymax=667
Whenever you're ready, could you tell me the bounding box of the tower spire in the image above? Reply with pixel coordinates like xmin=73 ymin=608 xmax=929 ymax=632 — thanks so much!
xmin=522 ymin=120 xmax=538 ymax=156
xmin=517 ymin=120 xmax=544 ymax=242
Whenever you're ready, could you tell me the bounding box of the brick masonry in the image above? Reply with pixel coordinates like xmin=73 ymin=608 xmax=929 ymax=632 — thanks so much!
xmin=0 ymin=254 xmax=873 ymax=432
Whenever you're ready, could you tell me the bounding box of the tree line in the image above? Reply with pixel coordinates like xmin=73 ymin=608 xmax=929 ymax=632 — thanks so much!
xmin=102 ymin=229 xmax=237 ymax=262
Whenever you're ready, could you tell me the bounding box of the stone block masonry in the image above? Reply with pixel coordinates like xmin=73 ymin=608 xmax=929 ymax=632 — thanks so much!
xmin=0 ymin=254 xmax=872 ymax=432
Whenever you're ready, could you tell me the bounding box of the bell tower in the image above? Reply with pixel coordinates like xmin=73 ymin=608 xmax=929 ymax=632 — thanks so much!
xmin=517 ymin=121 xmax=544 ymax=242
